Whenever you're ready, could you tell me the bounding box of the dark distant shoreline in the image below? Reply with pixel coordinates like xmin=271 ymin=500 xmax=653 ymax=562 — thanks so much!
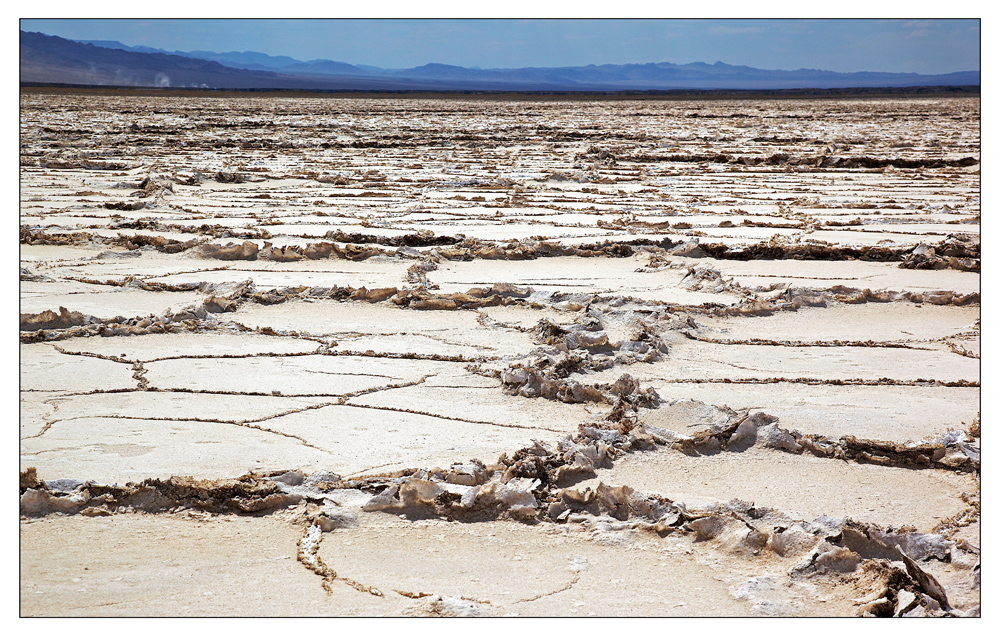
xmin=19 ymin=83 xmax=980 ymax=101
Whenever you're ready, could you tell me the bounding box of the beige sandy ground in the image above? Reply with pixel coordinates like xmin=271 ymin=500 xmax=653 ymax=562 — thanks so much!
xmin=20 ymin=93 xmax=980 ymax=617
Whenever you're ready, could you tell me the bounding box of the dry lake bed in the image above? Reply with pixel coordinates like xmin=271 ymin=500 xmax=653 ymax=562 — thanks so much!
xmin=19 ymin=90 xmax=980 ymax=617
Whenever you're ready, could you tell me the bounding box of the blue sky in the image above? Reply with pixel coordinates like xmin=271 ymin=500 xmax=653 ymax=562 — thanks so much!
xmin=20 ymin=18 xmax=980 ymax=75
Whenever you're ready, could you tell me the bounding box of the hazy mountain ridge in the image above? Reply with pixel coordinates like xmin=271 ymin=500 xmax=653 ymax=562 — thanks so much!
xmin=22 ymin=31 xmax=980 ymax=91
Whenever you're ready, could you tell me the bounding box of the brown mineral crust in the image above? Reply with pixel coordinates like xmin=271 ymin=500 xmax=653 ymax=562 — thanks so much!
xmin=699 ymin=241 xmax=908 ymax=262
xmin=20 ymin=307 xmax=88 ymax=331
xmin=21 ymin=473 xmax=304 ymax=516
xmin=20 ymin=227 xmax=95 ymax=245
xmin=20 ymin=467 xmax=40 ymax=493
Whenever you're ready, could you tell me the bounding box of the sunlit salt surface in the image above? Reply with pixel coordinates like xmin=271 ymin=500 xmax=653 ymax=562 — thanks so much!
xmin=20 ymin=91 xmax=979 ymax=617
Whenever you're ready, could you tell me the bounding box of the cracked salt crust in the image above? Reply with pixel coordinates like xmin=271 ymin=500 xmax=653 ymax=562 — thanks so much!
xmin=20 ymin=92 xmax=979 ymax=617
xmin=647 ymin=386 xmax=979 ymax=443
xmin=575 ymin=446 xmax=975 ymax=533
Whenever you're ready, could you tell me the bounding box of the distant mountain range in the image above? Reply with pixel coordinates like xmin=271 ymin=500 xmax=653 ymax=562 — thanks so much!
xmin=21 ymin=31 xmax=981 ymax=92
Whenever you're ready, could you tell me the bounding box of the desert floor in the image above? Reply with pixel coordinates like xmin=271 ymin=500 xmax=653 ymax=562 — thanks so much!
xmin=20 ymin=91 xmax=979 ymax=617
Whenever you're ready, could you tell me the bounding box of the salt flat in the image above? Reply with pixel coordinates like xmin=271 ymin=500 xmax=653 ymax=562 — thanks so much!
xmin=20 ymin=91 xmax=980 ymax=617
